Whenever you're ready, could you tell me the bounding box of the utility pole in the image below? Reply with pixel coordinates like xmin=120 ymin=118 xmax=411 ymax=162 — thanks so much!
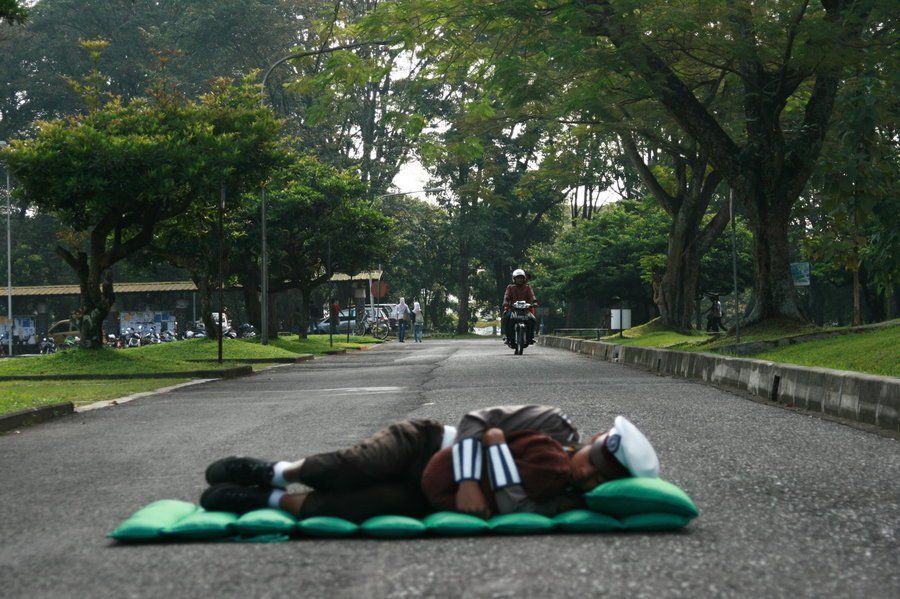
xmin=218 ymin=184 xmax=226 ymax=363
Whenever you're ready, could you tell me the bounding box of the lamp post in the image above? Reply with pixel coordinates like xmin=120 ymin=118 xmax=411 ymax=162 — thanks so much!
xmin=0 ymin=140 xmax=11 ymax=357
xmin=258 ymin=39 xmax=396 ymax=345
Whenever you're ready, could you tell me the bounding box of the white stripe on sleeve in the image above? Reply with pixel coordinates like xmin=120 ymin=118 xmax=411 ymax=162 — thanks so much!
xmin=499 ymin=443 xmax=521 ymax=485
xmin=462 ymin=438 xmax=472 ymax=479
xmin=454 ymin=438 xmax=482 ymax=482
xmin=488 ymin=445 xmax=507 ymax=488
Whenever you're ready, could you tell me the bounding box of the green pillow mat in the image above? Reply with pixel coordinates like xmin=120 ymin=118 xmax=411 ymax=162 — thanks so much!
xmin=110 ymin=478 xmax=699 ymax=542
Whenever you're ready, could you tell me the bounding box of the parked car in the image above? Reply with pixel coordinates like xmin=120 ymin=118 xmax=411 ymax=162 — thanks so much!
xmin=47 ymin=319 xmax=80 ymax=345
xmin=315 ymin=306 xmax=392 ymax=334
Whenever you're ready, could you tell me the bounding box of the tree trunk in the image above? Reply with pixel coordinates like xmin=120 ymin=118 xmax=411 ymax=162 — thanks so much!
xmin=852 ymin=268 xmax=862 ymax=326
xmin=298 ymin=289 xmax=311 ymax=339
xmin=743 ymin=199 xmax=804 ymax=324
xmin=75 ymin=270 xmax=115 ymax=349
xmin=656 ymin=225 xmax=702 ymax=332
xmin=456 ymin=239 xmax=471 ymax=335
xmin=195 ymin=274 xmax=217 ymax=339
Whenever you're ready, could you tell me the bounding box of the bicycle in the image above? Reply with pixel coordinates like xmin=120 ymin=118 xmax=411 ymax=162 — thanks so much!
xmin=353 ymin=316 xmax=391 ymax=341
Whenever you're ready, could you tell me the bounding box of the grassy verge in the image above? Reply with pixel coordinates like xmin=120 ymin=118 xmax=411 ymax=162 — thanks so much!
xmin=601 ymin=319 xmax=711 ymax=348
xmin=0 ymin=378 xmax=190 ymax=415
xmin=750 ymin=326 xmax=900 ymax=377
xmin=0 ymin=334 xmax=381 ymax=417
xmin=572 ymin=317 xmax=898 ymax=377
xmin=685 ymin=318 xmax=819 ymax=352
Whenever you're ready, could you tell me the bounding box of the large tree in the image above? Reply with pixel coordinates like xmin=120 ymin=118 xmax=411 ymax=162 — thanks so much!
xmin=376 ymin=0 xmax=892 ymax=325
xmin=1 ymin=79 xmax=280 ymax=347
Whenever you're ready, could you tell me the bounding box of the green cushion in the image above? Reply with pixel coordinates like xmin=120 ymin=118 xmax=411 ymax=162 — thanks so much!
xmin=361 ymin=515 xmax=427 ymax=538
xmin=620 ymin=512 xmax=692 ymax=531
xmin=423 ymin=512 xmax=490 ymax=536
xmin=552 ymin=509 xmax=622 ymax=533
xmin=108 ymin=499 xmax=199 ymax=542
xmin=584 ymin=478 xmax=699 ymax=519
xmin=162 ymin=510 xmax=238 ymax=539
xmin=488 ymin=513 xmax=556 ymax=534
xmin=297 ymin=516 xmax=359 ymax=538
xmin=235 ymin=509 xmax=298 ymax=536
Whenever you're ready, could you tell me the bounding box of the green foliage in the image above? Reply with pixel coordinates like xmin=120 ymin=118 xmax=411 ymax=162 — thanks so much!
xmin=378 ymin=195 xmax=455 ymax=329
xmin=536 ymin=199 xmax=669 ymax=308
xmin=0 ymin=0 xmax=27 ymax=25
xmin=230 ymin=152 xmax=395 ymax=322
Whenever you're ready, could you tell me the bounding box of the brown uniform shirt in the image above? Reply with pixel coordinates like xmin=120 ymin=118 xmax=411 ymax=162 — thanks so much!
xmin=503 ymin=284 xmax=536 ymax=311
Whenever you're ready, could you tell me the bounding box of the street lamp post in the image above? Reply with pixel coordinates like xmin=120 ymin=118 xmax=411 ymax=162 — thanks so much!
xmin=0 ymin=140 xmax=12 ymax=357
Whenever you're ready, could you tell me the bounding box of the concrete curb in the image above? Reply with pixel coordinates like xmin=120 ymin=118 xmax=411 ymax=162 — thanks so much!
xmin=324 ymin=348 xmax=347 ymax=355
xmin=0 ymin=366 xmax=253 ymax=381
xmin=0 ymin=402 xmax=75 ymax=433
xmin=539 ymin=336 xmax=900 ymax=433
xmin=76 ymin=378 xmax=219 ymax=413
xmin=184 ymin=355 xmax=314 ymax=364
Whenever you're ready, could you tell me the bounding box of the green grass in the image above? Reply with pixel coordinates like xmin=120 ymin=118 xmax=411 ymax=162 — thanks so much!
xmin=0 ymin=378 xmax=190 ymax=415
xmin=751 ymin=325 xmax=900 ymax=377
xmin=601 ymin=318 xmax=711 ymax=348
xmin=687 ymin=318 xmax=820 ymax=351
xmin=0 ymin=334 xmax=382 ymax=417
xmin=579 ymin=316 xmax=899 ymax=377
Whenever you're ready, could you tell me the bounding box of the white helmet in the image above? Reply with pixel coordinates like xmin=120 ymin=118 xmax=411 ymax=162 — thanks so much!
xmin=512 ymin=268 xmax=526 ymax=279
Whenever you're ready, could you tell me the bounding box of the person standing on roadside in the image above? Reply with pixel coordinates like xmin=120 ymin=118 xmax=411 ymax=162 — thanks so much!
xmin=393 ymin=298 xmax=411 ymax=342
xmin=412 ymin=300 xmax=423 ymax=342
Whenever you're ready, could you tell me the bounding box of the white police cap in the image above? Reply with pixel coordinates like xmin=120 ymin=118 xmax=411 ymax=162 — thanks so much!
xmin=604 ymin=416 xmax=659 ymax=478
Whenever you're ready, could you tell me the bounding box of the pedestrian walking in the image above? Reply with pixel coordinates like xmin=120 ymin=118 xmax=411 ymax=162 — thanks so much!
xmin=393 ymin=298 xmax=411 ymax=342
xmin=412 ymin=299 xmax=423 ymax=342
xmin=704 ymin=294 xmax=723 ymax=332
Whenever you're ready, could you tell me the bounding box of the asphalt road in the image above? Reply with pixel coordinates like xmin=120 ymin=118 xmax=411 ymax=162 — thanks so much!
xmin=1 ymin=339 xmax=898 ymax=598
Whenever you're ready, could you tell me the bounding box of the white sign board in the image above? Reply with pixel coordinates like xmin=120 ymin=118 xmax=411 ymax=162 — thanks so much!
xmin=610 ymin=308 xmax=632 ymax=331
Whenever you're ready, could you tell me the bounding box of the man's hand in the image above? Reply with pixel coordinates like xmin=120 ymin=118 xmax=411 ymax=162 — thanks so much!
xmin=482 ymin=427 xmax=505 ymax=446
xmin=456 ymin=480 xmax=490 ymax=519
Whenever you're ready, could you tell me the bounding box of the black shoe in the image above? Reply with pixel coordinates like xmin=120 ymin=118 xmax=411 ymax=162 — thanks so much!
xmin=205 ymin=456 xmax=275 ymax=486
xmin=200 ymin=483 xmax=271 ymax=514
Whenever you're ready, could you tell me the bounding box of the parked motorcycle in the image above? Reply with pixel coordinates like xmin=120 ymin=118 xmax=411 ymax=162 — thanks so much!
xmin=507 ymin=300 xmax=537 ymax=355
xmin=40 ymin=334 xmax=57 ymax=354
xmin=237 ymin=323 xmax=257 ymax=339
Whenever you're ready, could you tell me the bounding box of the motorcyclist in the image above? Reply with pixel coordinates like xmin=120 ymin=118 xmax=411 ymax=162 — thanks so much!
xmin=501 ymin=268 xmax=537 ymax=346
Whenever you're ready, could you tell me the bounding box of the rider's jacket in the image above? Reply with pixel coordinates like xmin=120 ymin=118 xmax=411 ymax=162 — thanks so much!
xmin=503 ymin=283 xmax=536 ymax=312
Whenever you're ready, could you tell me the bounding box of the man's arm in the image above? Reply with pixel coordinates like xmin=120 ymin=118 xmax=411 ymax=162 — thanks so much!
xmin=482 ymin=428 xmax=537 ymax=514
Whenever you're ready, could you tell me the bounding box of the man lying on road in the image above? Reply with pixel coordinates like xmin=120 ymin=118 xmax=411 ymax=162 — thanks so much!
xmin=201 ymin=405 xmax=659 ymax=522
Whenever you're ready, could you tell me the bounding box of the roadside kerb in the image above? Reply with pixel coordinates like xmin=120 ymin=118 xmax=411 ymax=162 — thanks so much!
xmin=0 ymin=365 xmax=253 ymax=381
xmin=184 ymin=355 xmax=314 ymax=364
xmin=0 ymin=402 xmax=74 ymax=433
xmin=539 ymin=335 xmax=900 ymax=433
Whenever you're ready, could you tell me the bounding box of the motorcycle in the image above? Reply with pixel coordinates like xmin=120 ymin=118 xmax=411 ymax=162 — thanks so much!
xmin=40 ymin=334 xmax=57 ymax=354
xmin=507 ymin=300 xmax=537 ymax=355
